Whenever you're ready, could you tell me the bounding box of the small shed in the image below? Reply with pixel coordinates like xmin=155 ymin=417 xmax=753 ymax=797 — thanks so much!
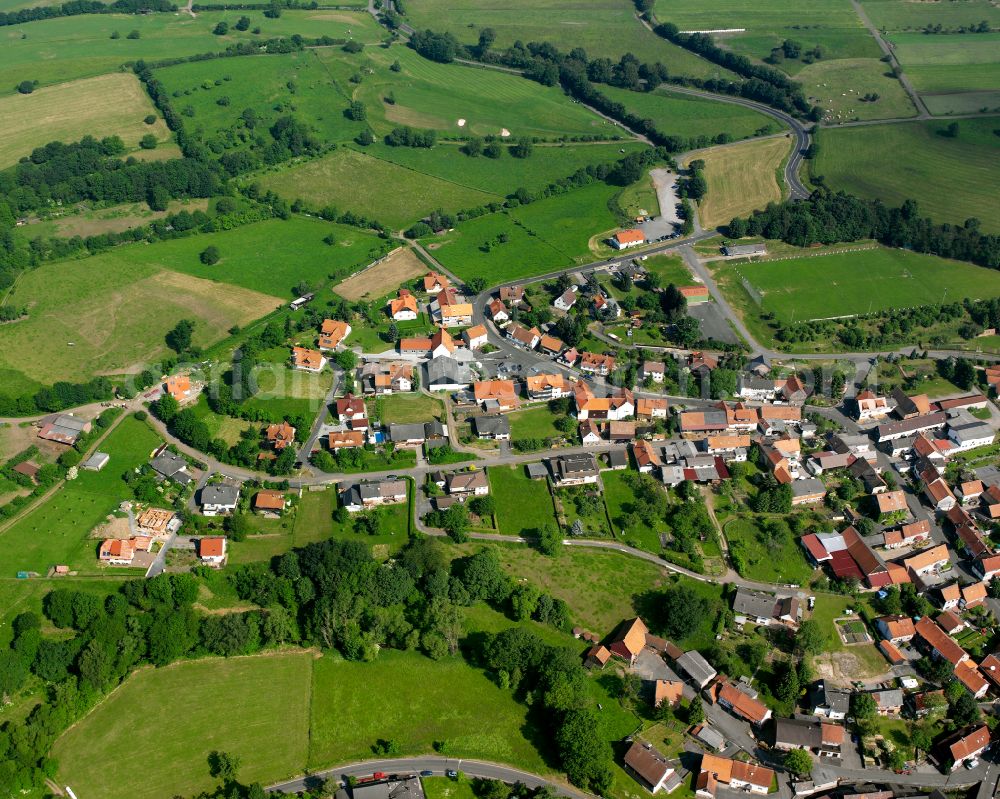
xmin=81 ymin=452 xmax=110 ymax=472
xmin=525 ymin=462 xmax=549 ymax=479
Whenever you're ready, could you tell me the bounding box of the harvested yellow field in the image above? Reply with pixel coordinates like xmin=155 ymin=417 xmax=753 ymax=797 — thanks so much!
xmin=334 ymin=246 xmax=426 ymax=301
xmin=690 ymin=136 xmax=792 ymax=229
xmin=0 ymin=72 xmax=171 ymax=167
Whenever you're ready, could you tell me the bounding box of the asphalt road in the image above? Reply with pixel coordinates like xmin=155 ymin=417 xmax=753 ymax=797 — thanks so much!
xmin=267 ymin=757 xmax=591 ymax=799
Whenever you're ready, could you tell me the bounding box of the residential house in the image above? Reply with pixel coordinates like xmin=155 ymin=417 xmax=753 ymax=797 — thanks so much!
xmin=876 ymin=490 xmax=908 ymax=517
xmin=292 ymin=346 xmax=325 ymax=373
xmin=923 ymin=473 xmax=957 ymax=512
xmin=200 ymin=484 xmax=240 ymax=516
xmin=954 ymin=661 xmax=989 ymax=699
xmin=462 ymin=324 xmax=489 ymax=350
xmin=431 ymin=289 xmax=473 ymax=327
xmin=974 ymin=552 xmax=1000 ymax=582
xmin=165 ymin=374 xmax=195 ymax=404
xmin=559 ymin=347 xmax=579 ymax=367
xmin=875 ymin=615 xmax=916 ymax=643
xmin=388 ymin=423 xmax=431 ymax=446
xmin=446 ymin=470 xmax=489 ymax=497
xmin=360 ymin=361 xmax=413 ymax=395
xmin=893 ymin=389 xmax=932 ymax=419
xmin=423 ymin=271 xmax=449 ymax=293
xmin=732 ymin=587 xmax=780 ymax=625
xmin=150 ymin=451 xmax=192 ymax=485
xmin=197 ymin=536 xmax=227 ymax=566
xmin=318 ymin=319 xmax=351 ymax=350
xmin=507 ymin=323 xmax=541 ymax=350
xmin=253 ymin=490 xmax=287 ymax=515
xmin=632 ymin=440 xmax=660 ymax=473
xmin=779 ymin=374 xmax=809 ymax=404
xmin=550 ymin=453 xmax=600 ymax=486
xmin=791 ymin=478 xmax=827 ymax=506
xmin=488 ymin=299 xmax=509 ymax=324
xmin=947 ymin=414 xmax=995 ymax=452
xmin=538 ymin=334 xmax=564 ymax=357
xmin=580 ymin=421 xmax=602 ymax=446
xmin=328 ymin=430 xmax=365 ymax=450
xmin=914 ymin=432 xmax=952 ymax=472
xmin=579 ymin=351 xmax=617 ymax=376
xmin=430 ymin=327 xmax=458 ymax=359
xmin=553 ymin=288 xmax=578 ymax=311
xmin=265 ymin=420 xmax=296 ymax=450
xmin=424 ymin=357 xmax=472 ymax=391
xmin=388 ymin=290 xmax=418 ymax=321
xmin=937 ymin=610 xmax=965 ymax=635
xmin=636 ymin=398 xmax=668 ymax=420
xmin=914 ymin=616 xmax=969 ymax=666
xmin=676 ymin=650 xmax=717 ymax=689
xmin=525 ymin=374 xmax=572 ymax=401
xmin=608 ymin=617 xmax=649 ymax=666
xmin=610 ymin=229 xmax=646 ymax=250
xmin=773 ymin=717 xmax=844 ymax=758
xmin=400 ymin=336 xmax=433 ymax=357
xmin=807 ymin=450 xmax=853 ymax=476
xmin=883 ymin=520 xmax=931 ymax=549
xmin=500 ymin=285 xmax=524 ymax=305
xmin=737 ymin=374 xmax=777 ymax=401
xmin=473 ymin=415 xmax=511 ymax=441
xmin=643 ymin=361 xmax=665 ymax=383
xmin=940 ymin=725 xmax=990 ymax=771
xmin=961 ymin=582 xmax=988 ymax=609
xmin=869 ymin=688 xmax=904 ymax=716
xmin=695 ymin=755 xmax=773 ymax=798
xmin=849 ymin=458 xmax=887 ymax=494
xmin=474 ymin=380 xmax=520 ymax=412
xmin=335 ymin=394 xmax=368 ymax=427
xmin=902 ymin=544 xmax=950 ymax=578
xmin=623 ymin=742 xmax=681 ymax=794
xmin=340 ymin=479 xmax=408 ymax=512
xmin=938 ymin=582 xmax=962 ymax=610
xmin=979 ymin=654 xmax=1000 ymax=691
xmin=810 ymin=681 xmax=850 ymax=720
xmin=958 ymin=480 xmax=984 ymax=504
xmin=608 ymin=421 xmax=636 ymax=442
xmin=853 ymin=390 xmax=890 ymax=422
xmin=710 ymin=679 xmax=772 ymax=726
xmin=574 ymin=383 xmax=633 ymax=421
xmin=99 ymin=538 xmax=137 ymax=566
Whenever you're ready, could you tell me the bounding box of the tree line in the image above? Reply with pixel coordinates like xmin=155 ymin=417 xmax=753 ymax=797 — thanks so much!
xmin=0 ymin=0 xmax=175 ymax=27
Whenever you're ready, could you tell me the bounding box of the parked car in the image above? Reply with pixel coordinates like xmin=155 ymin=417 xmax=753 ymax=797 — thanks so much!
xmin=420 ymin=771 xmax=433 ymax=777
xmin=446 ymin=770 xmax=458 ymax=779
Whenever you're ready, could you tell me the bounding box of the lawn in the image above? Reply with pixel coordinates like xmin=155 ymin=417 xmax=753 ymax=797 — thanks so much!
xmin=330 ymin=490 xmax=411 ymax=555
xmin=0 ymin=415 xmax=163 ymax=576
xmin=689 ymin=135 xmax=791 ymax=228
xmin=376 ymin=393 xmax=444 ymax=425
xmin=601 ymin=470 xmax=666 ymax=555
xmin=308 ymin=649 xmax=551 ymax=772
xmin=598 ymin=85 xmax=781 ymax=141
xmin=402 ymin=0 xmax=740 ymax=77
xmin=423 ymin=182 xmax=622 ymax=283
xmin=321 ymin=45 xmax=610 ymax=139
xmin=52 ymin=652 xmax=313 ymax=799
xmin=723 ymin=516 xmax=815 ymax=586
xmin=734 ymin=246 xmax=1000 ymax=323
xmin=0 ymin=72 xmax=170 ymax=167
xmin=643 ymin=253 xmax=698 ymax=287
xmin=508 ymin=406 xmax=565 ymax=441
xmin=230 ymin=488 xmax=338 ymax=564
xmin=556 ymin=485 xmax=611 ymax=537
xmin=0 ymin=10 xmax=381 ymax=95
xmin=488 ymin=465 xmax=558 ymax=537
xmin=813 ymin=118 xmax=1000 ymax=231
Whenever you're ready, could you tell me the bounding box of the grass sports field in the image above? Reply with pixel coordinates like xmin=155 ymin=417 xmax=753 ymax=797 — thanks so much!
xmin=309 ymin=649 xmax=550 ymax=771
xmin=735 ymin=246 xmax=1000 ymax=322
xmin=0 ymin=73 xmax=169 ymax=167
xmin=489 ymin=465 xmax=557 ymax=536
xmin=423 ymin=182 xmax=622 ymax=282
xmin=321 ymin=45 xmax=610 ymax=139
xmin=0 ymin=416 xmax=161 ymax=576
xmin=404 ymin=0 xmax=739 ymax=77
xmin=597 ymin=85 xmax=779 ymax=141
xmin=53 ymin=653 xmax=314 ymax=799
xmin=689 ymin=136 xmax=790 ymax=228
xmin=262 ymin=141 xmax=647 ymax=229
xmin=0 ymin=11 xmax=381 ymax=94
xmin=813 ymin=119 xmax=1000 ymax=231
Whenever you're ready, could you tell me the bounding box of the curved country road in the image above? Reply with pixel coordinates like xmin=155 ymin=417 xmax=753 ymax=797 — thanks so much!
xmin=267 ymin=757 xmax=591 ymax=799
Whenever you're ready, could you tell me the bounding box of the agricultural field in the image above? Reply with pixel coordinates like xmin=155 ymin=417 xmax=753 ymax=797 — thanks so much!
xmin=308 ymin=649 xmax=551 ymax=771
xmin=688 ymin=135 xmax=791 ymax=229
xmin=0 ymin=232 xmax=287 ymax=389
xmin=333 ymin=246 xmax=426 ymax=302
xmin=860 ymin=0 xmax=1000 ymax=32
xmin=798 ymin=58 xmax=918 ymax=122
xmin=0 ymin=73 xmax=170 ymax=167
xmin=731 ymin=246 xmax=1000 ymax=323
xmin=264 ymin=141 xmax=649 ymax=230
xmin=403 ymin=0 xmax=741 ymax=77
xmin=597 ymin=85 xmax=781 ymax=141
xmin=52 ymin=652 xmax=314 ymax=799
xmin=0 ymin=415 xmax=162 ymax=576
xmin=423 ymin=182 xmax=623 ymax=283
xmin=488 ymin=465 xmax=558 ymax=536
xmin=813 ymin=118 xmax=1000 ymax=231
xmin=320 ymin=45 xmax=612 ymax=139
xmin=0 ymin=11 xmax=381 ymax=94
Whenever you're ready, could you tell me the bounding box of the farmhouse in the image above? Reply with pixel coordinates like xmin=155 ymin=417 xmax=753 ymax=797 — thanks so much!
xmin=360 ymin=361 xmax=414 ymax=395
xmin=610 ymin=229 xmax=646 ymax=250
xmin=876 ymin=412 xmax=947 ymax=442
xmin=737 ymin=374 xmax=777 ymax=401
xmin=637 ymin=398 xmax=669 ymax=420
xmin=474 ymin=380 xmax=520 ymax=412
xmin=292 ymin=346 xmax=326 ymax=372
xmin=574 ymin=383 xmax=633 ymax=421
xmin=197 ymin=536 xmax=227 ymax=566
xmin=947 ymin=414 xmax=995 ymax=452
xmin=37 ymin=413 xmax=91 ymax=446
xmin=340 ymin=479 xmax=408 ymax=512
xmin=200 ymin=484 xmax=240 ymax=516
xmin=431 ymin=289 xmax=473 ymax=327
xmin=800 ymin=526 xmax=890 ymax=588
xmin=318 ymin=319 xmax=351 ymax=350
xmin=388 ymin=290 xmax=419 ymax=321
xmin=622 ymin=741 xmax=681 ymax=794
xmin=608 ymin=617 xmax=648 ymax=665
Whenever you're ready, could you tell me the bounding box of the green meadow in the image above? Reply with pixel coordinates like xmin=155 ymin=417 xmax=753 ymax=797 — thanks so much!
xmin=813 ymin=118 xmax=1000 ymax=231
xmin=0 ymin=10 xmax=381 ymax=94
xmin=861 ymin=0 xmax=1000 ymax=31
xmin=0 ymin=416 xmax=162 ymax=576
xmin=488 ymin=465 xmax=557 ymax=536
xmin=737 ymin=246 xmax=1000 ymax=322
